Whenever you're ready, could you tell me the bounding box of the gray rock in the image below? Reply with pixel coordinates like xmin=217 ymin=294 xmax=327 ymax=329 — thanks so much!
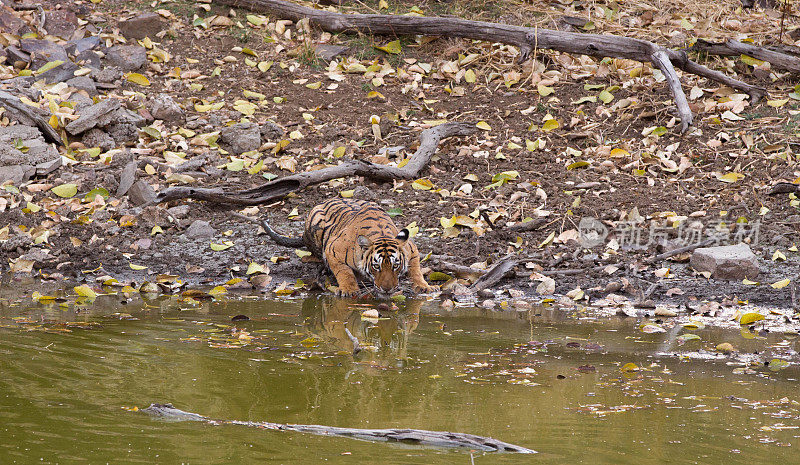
xmin=6 ymin=45 xmax=29 ymax=65
xmin=75 ymin=50 xmax=102 ymax=69
xmin=0 ymin=164 xmax=33 ymax=184
xmin=93 ymin=66 xmax=122 ymax=83
xmin=118 ymin=12 xmax=165 ymax=40
xmin=260 ymin=120 xmax=284 ymax=141
xmin=36 ymin=157 xmax=62 ymax=176
xmin=314 ymin=44 xmax=350 ymax=62
xmin=184 ymin=220 xmax=215 ymax=239
xmin=65 ymin=76 xmax=97 ymax=95
xmin=65 ymin=98 xmax=121 ymax=134
xmin=116 ymin=160 xmax=137 ymax=197
xmin=127 ymin=179 xmax=156 ymax=205
xmin=66 ymin=36 xmax=102 ymax=55
xmin=0 ymin=11 xmax=31 ymax=36
xmin=104 ymin=45 xmax=146 ymax=71
xmin=0 ymin=125 xmax=59 ymax=165
xmin=38 ymin=60 xmax=80 ymax=84
xmin=82 ymin=128 xmax=116 ymax=151
xmin=20 ymin=39 xmax=68 ymax=68
xmin=43 ymin=9 xmax=79 ymax=39
xmin=690 ymin=243 xmax=760 ymax=280
xmin=220 ymin=122 xmax=261 ymax=155
xmin=167 ymin=204 xmax=190 ymax=219
xmin=107 ymin=123 xmax=138 ymax=145
xmin=149 ymin=93 xmax=184 ymax=124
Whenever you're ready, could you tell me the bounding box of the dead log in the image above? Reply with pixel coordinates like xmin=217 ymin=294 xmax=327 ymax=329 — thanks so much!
xmin=691 ymin=39 xmax=800 ymax=73
xmin=215 ymin=0 xmax=767 ymax=133
xmin=155 ymin=121 xmax=477 ymax=205
xmin=142 ymin=403 xmax=535 ymax=453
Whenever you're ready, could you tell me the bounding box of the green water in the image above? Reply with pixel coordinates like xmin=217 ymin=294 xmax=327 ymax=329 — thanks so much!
xmin=1 ymin=290 xmax=799 ymax=464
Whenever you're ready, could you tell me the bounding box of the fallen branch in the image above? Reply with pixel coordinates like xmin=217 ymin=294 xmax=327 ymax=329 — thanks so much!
xmin=156 ymin=121 xmax=477 ymax=205
xmin=141 ymin=403 xmax=536 ymax=453
xmin=471 ymin=254 xmax=519 ymax=291
xmin=645 ymin=238 xmax=715 ymax=264
xmin=216 ymin=0 xmax=767 ymax=133
xmin=691 ymin=39 xmax=800 ymax=73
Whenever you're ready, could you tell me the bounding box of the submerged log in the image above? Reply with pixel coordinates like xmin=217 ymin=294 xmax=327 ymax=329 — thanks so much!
xmin=141 ymin=403 xmax=536 ymax=453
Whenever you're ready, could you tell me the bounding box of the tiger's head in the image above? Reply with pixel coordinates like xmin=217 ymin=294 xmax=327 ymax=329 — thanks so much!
xmin=357 ymin=229 xmax=410 ymax=295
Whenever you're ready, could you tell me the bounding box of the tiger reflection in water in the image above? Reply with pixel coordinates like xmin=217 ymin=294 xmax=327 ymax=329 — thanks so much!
xmin=301 ymin=295 xmax=422 ymax=362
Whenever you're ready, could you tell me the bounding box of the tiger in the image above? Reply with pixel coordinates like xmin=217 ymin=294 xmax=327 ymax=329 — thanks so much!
xmin=260 ymin=198 xmax=435 ymax=297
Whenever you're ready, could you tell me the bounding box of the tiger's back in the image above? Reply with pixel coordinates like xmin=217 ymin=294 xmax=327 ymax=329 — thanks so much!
xmin=301 ymin=199 xmax=433 ymax=296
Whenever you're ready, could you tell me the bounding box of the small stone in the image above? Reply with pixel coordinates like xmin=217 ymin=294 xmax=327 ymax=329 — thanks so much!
xmin=477 ymin=288 xmax=494 ymax=299
xmin=116 ymin=160 xmax=137 ymax=197
xmin=513 ymin=300 xmax=532 ymax=309
xmin=481 ymin=299 xmax=496 ymax=309
xmin=166 ymin=205 xmax=190 ymax=219
xmin=104 ymin=45 xmax=147 ymax=71
xmin=0 ymin=165 xmax=32 ymax=184
xmin=149 ymin=93 xmax=184 ymax=125
xmin=260 ymin=120 xmax=284 ymax=141
xmin=118 ymin=12 xmax=165 ymax=40
xmin=690 ymin=243 xmax=759 ymax=280
xmin=36 ymin=157 xmax=62 ymax=176
xmin=93 ymin=67 xmax=123 ymax=84
xmin=314 ymin=44 xmax=350 ymax=62
xmin=65 ymin=98 xmax=122 ymax=135
xmin=220 ymin=122 xmax=261 ymax=155
xmin=82 ymin=128 xmax=116 ymax=151
xmin=20 ymin=39 xmax=68 ymax=69
xmin=185 ymin=220 xmax=215 ymax=239
xmin=66 ymin=76 xmax=97 ymax=95
xmin=107 ymin=123 xmax=139 ymax=145
xmin=250 ymin=274 xmax=272 ymax=289
xmin=127 ymin=179 xmax=156 ymax=205
xmin=440 ymin=299 xmax=454 ymax=309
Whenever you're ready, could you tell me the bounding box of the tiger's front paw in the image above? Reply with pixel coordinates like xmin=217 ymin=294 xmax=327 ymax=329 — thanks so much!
xmin=413 ymin=283 xmax=439 ymax=294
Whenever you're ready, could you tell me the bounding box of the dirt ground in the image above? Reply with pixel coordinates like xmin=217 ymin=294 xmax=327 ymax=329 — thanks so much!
xmin=2 ymin=0 xmax=800 ymax=323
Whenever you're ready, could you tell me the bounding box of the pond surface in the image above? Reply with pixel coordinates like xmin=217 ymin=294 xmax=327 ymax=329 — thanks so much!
xmin=1 ymin=288 xmax=799 ymax=464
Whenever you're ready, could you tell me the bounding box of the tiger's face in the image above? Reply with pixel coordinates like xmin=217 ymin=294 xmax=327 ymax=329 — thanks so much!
xmin=357 ymin=229 xmax=410 ymax=294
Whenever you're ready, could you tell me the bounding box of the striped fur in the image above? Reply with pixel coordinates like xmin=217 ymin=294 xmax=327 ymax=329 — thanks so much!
xmin=300 ymin=199 xmax=433 ymax=297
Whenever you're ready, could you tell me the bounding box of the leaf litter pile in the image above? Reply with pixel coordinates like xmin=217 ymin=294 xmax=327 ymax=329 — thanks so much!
xmin=0 ymin=0 xmax=799 ymax=328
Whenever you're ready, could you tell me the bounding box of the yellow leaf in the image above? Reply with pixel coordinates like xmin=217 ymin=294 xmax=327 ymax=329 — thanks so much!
xmin=537 ymin=84 xmax=554 ymax=96
xmin=739 ymin=312 xmax=765 ymax=325
xmin=246 ymin=262 xmax=266 ymax=275
xmin=476 ymin=121 xmax=491 ymax=131
xmin=125 ymin=72 xmax=150 ymax=86
xmin=742 ymin=278 xmax=759 ymax=285
xmin=36 ymin=60 xmax=64 ymax=74
xmin=375 ymin=40 xmax=402 ymax=54
xmin=306 ymin=81 xmax=322 ymax=90
xmin=541 ymin=118 xmax=559 ymax=132
xmin=340 ymin=189 xmax=355 ymax=198
xmin=464 ymin=69 xmax=476 ymax=83
xmin=620 ymin=362 xmax=639 ymax=372
xmin=51 ymin=183 xmax=78 ymax=198
xmin=767 ymin=99 xmax=789 ymax=108
xmin=716 ymin=172 xmax=745 ymax=183
xmin=773 ymin=250 xmax=787 ymax=261
xmin=378 ymin=0 xmax=388 ymax=9
xmin=566 ymin=161 xmax=590 ymax=170
xmin=210 ymin=242 xmax=233 ymax=251
xmin=609 ymin=148 xmax=630 ymax=157
xmin=539 ymin=231 xmax=555 ymax=248
xmin=440 ymin=216 xmax=457 ymax=228
xmin=257 ymin=61 xmax=273 ymax=73
xmin=208 ymin=286 xmax=227 ymax=296
xmin=129 ymin=263 xmax=148 ymax=270
xmin=247 ymin=159 xmax=264 ymax=175
xmin=295 ymin=249 xmax=312 ymax=258
xmin=412 ymin=178 xmax=434 ymax=190
xmin=598 ymin=89 xmax=614 ymax=103
xmin=771 ymin=278 xmax=791 ymax=289
xmin=74 ymin=284 xmax=97 ymax=299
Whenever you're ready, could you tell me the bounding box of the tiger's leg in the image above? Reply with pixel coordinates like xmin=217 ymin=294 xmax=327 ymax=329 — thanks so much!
xmin=406 ymin=242 xmax=436 ymax=294
xmin=330 ymin=263 xmax=360 ymax=296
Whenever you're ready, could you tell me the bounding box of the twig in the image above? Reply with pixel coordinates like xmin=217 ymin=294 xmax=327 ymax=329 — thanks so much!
xmin=645 ymin=238 xmax=715 ymax=264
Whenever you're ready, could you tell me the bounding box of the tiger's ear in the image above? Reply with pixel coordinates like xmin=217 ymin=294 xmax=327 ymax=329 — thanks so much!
xmin=396 ymin=228 xmax=410 ymax=243
xmin=357 ymin=235 xmax=371 ymax=248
